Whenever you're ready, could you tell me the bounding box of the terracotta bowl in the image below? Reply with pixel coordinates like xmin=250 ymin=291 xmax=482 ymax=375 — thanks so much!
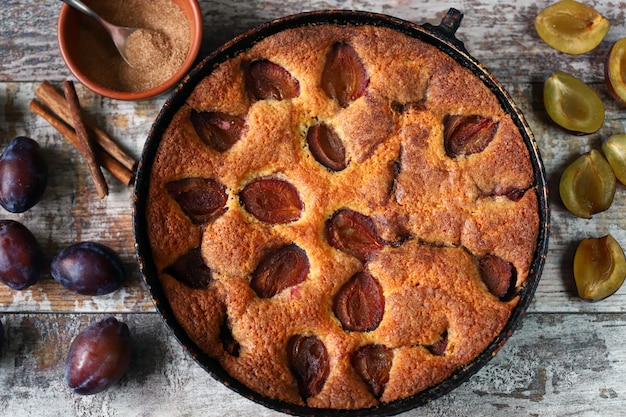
xmin=57 ymin=0 xmax=203 ymax=101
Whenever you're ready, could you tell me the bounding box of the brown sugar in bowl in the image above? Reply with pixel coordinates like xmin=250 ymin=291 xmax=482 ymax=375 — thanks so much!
xmin=57 ymin=0 xmax=203 ymax=101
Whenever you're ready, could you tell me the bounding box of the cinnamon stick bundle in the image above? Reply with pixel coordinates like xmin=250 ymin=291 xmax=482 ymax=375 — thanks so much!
xmin=29 ymin=100 xmax=134 ymax=186
xmin=30 ymin=81 xmax=136 ymax=186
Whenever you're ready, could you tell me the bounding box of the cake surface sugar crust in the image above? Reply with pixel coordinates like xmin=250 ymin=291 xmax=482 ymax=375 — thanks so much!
xmin=145 ymin=23 xmax=540 ymax=410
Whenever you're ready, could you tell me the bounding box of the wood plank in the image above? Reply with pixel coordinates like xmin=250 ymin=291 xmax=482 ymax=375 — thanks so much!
xmin=0 ymin=312 xmax=623 ymax=416
xmin=2 ymin=0 xmax=626 ymax=415
xmin=506 ymin=81 xmax=626 ymax=313
xmin=3 ymin=0 xmax=626 ymax=84
xmin=0 ymin=82 xmax=159 ymax=313
xmin=2 ymin=79 xmax=626 ymax=313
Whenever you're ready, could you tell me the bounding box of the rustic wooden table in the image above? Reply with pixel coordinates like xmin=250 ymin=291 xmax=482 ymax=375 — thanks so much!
xmin=1 ymin=0 xmax=625 ymax=416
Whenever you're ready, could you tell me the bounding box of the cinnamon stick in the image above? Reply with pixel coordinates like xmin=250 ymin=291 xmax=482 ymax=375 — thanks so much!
xmin=29 ymin=100 xmax=134 ymax=186
xmin=35 ymin=81 xmax=136 ymax=171
xmin=62 ymin=81 xmax=109 ymax=199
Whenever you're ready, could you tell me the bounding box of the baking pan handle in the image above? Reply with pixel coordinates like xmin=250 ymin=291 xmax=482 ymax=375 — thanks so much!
xmin=421 ymin=8 xmax=468 ymax=54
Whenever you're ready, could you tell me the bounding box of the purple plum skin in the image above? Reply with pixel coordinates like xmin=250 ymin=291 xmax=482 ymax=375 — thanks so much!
xmin=64 ymin=316 xmax=131 ymax=395
xmin=51 ymin=242 xmax=125 ymax=296
xmin=0 ymin=219 xmax=43 ymax=290
xmin=0 ymin=136 xmax=48 ymax=213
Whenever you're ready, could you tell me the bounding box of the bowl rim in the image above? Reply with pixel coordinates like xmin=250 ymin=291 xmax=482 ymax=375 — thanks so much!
xmin=133 ymin=9 xmax=550 ymax=416
xmin=56 ymin=0 xmax=204 ymax=101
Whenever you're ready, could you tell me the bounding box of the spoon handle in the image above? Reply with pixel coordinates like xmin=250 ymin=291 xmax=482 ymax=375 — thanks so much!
xmin=59 ymin=0 xmax=136 ymax=67
xmin=60 ymin=0 xmax=108 ymax=26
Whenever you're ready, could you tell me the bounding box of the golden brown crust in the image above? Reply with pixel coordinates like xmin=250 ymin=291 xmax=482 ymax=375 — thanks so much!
xmin=145 ymin=23 xmax=540 ymax=410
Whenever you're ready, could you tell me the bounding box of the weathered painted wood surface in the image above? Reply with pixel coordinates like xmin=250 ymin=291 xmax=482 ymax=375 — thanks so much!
xmin=1 ymin=0 xmax=626 ymax=415
xmin=1 ymin=313 xmax=625 ymax=417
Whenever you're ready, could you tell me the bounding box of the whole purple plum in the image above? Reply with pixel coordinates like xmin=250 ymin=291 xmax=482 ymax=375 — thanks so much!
xmin=65 ymin=316 xmax=131 ymax=395
xmin=0 ymin=219 xmax=43 ymax=290
xmin=0 ymin=136 xmax=48 ymax=213
xmin=51 ymin=242 xmax=125 ymax=295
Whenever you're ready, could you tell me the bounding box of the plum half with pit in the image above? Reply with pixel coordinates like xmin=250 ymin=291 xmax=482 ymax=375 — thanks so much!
xmin=535 ymin=0 xmax=609 ymax=55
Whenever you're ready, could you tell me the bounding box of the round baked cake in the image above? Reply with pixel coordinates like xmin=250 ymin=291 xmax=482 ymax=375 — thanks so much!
xmin=144 ymin=21 xmax=540 ymax=410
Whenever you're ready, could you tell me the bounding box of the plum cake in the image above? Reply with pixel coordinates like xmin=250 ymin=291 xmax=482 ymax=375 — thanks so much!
xmin=144 ymin=23 xmax=540 ymax=410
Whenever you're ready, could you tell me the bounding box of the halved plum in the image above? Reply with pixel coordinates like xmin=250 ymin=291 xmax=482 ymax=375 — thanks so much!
xmin=240 ymin=178 xmax=303 ymax=224
xmin=426 ymin=330 xmax=449 ymax=356
xmin=190 ymin=111 xmax=245 ymax=152
xmin=559 ymin=149 xmax=615 ymax=219
xmin=602 ymin=134 xmax=626 ymax=185
xmin=165 ymin=177 xmax=228 ymax=224
xmin=327 ymin=209 xmax=384 ymax=262
xmin=306 ymin=123 xmax=347 ymax=171
xmin=535 ymin=0 xmax=610 ymax=55
xmin=443 ymin=114 xmax=499 ymax=158
xmin=164 ymin=247 xmax=212 ymax=289
xmin=605 ymin=38 xmax=626 ymax=105
xmin=287 ymin=334 xmax=330 ymax=400
xmin=574 ymin=235 xmax=626 ymax=302
xmin=321 ymin=42 xmax=369 ymax=108
xmin=333 ymin=270 xmax=384 ymax=332
xmin=350 ymin=344 xmax=393 ymax=398
xmin=245 ymin=60 xmax=300 ymax=101
xmin=478 ymin=254 xmax=516 ymax=300
xmin=250 ymin=244 xmax=309 ymax=298
xmin=543 ymin=70 xmax=604 ymax=135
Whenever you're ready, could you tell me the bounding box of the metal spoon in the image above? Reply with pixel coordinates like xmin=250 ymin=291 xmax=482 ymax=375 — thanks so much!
xmin=61 ymin=0 xmax=138 ymax=67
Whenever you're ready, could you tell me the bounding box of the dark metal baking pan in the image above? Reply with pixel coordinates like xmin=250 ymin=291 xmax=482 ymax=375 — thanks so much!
xmin=133 ymin=8 xmax=550 ymax=416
